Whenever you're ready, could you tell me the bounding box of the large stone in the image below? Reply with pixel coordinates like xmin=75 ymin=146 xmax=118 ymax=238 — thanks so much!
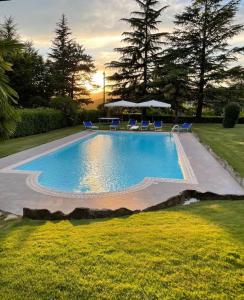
xmin=23 ymin=207 xmax=138 ymax=221
xmin=23 ymin=208 xmax=66 ymax=220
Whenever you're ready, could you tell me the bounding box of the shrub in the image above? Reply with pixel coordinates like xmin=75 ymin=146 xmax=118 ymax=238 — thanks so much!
xmin=50 ymin=96 xmax=79 ymax=126
xmin=14 ymin=108 xmax=65 ymax=138
xmin=223 ymin=102 xmax=241 ymax=128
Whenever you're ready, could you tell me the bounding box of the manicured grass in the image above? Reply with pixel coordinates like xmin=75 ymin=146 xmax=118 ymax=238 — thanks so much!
xmin=0 ymin=201 xmax=243 ymax=299
xmin=193 ymin=124 xmax=244 ymax=177
xmin=0 ymin=126 xmax=83 ymax=158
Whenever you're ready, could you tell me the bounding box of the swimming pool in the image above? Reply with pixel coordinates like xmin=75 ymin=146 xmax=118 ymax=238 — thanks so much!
xmin=15 ymin=132 xmax=185 ymax=194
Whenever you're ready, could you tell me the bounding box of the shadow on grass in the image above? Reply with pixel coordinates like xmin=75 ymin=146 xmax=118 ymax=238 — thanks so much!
xmin=0 ymin=219 xmax=47 ymax=247
xmin=67 ymin=214 xmax=133 ymax=227
xmin=0 ymin=214 xmax=129 ymax=242
xmin=0 ymin=200 xmax=243 ymax=246
xmin=168 ymin=200 xmax=244 ymax=244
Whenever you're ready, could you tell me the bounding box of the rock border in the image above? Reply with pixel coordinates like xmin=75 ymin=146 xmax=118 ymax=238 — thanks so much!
xmin=193 ymin=132 xmax=244 ymax=187
xmin=23 ymin=207 xmax=140 ymax=220
xmin=23 ymin=190 xmax=244 ymax=220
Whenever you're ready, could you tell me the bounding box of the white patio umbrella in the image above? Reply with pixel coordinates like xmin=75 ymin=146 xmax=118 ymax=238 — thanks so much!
xmin=136 ymin=100 xmax=171 ymax=108
xmin=105 ymin=100 xmax=137 ymax=121
xmin=136 ymin=100 xmax=171 ymax=122
xmin=105 ymin=100 xmax=137 ymax=108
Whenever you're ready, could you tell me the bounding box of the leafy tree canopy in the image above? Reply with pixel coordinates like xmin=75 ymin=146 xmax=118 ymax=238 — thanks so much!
xmin=167 ymin=0 xmax=244 ymax=118
xmin=107 ymin=0 xmax=168 ymax=101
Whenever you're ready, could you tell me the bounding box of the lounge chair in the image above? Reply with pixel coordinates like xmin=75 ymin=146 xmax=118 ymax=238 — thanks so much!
xmin=127 ymin=119 xmax=137 ymax=129
xmin=140 ymin=120 xmax=150 ymax=131
xmin=110 ymin=119 xmax=120 ymax=130
xmin=180 ymin=123 xmax=192 ymax=132
xmin=154 ymin=121 xmax=163 ymax=131
xmin=83 ymin=121 xmax=98 ymax=130
xmin=171 ymin=123 xmax=192 ymax=133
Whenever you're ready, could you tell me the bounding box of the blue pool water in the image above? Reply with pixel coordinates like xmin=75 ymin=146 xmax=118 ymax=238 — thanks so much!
xmin=16 ymin=132 xmax=184 ymax=193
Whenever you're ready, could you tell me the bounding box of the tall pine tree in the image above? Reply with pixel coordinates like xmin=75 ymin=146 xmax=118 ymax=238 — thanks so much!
xmin=153 ymin=59 xmax=191 ymax=122
xmin=168 ymin=0 xmax=243 ymax=119
xmin=49 ymin=15 xmax=96 ymax=104
xmin=49 ymin=15 xmax=73 ymax=97
xmin=68 ymin=42 xmax=96 ymax=104
xmin=0 ymin=16 xmax=19 ymax=40
xmin=0 ymin=18 xmax=50 ymax=107
xmin=107 ymin=0 xmax=167 ymax=100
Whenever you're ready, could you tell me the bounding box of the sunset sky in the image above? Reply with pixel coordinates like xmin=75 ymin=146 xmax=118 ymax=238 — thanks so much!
xmin=1 ymin=0 xmax=244 ymax=95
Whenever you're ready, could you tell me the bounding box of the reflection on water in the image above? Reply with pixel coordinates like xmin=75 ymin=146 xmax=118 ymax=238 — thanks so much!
xmin=78 ymin=135 xmax=113 ymax=193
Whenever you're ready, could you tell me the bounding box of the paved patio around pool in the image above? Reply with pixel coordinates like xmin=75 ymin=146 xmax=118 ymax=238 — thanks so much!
xmin=0 ymin=131 xmax=243 ymax=215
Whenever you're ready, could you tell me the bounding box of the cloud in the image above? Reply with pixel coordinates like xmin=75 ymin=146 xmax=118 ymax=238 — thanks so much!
xmin=1 ymin=0 xmax=243 ymax=70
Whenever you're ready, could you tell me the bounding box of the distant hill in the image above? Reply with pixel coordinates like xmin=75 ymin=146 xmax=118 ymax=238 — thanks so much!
xmin=86 ymin=92 xmax=104 ymax=109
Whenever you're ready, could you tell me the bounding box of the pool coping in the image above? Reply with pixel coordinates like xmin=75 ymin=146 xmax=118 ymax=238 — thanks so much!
xmin=0 ymin=131 xmax=198 ymax=199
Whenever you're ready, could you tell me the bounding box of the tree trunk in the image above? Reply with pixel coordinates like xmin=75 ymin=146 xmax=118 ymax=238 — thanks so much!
xmin=196 ymin=80 xmax=204 ymax=119
xmin=174 ymin=106 xmax=179 ymax=124
xmin=196 ymin=1 xmax=208 ymax=120
xmin=174 ymin=88 xmax=179 ymax=124
xmin=143 ymin=10 xmax=149 ymax=96
xmin=71 ymin=74 xmax=74 ymax=100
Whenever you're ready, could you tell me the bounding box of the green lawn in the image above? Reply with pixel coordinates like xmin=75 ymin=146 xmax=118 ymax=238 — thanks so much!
xmin=193 ymin=124 xmax=244 ymax=177
xmin=0 ymin=125 xmax=83 ymax=158
xmin=0 ymin=201 xmax=243 ymax=299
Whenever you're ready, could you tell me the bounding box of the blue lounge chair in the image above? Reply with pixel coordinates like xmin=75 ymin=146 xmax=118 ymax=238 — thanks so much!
xmin=140 ymin=120 xmax=150 ymax=131
xmin=83 ymin=121 xmax=98 ymax=130
xmin=171 ymin=123 xmax=192 ymax=133
xmin=127 ymin=119 xmax=137 ymax=129
xmin=154 ymin=121 xmax=163 ymax=131
xmin=180 ymin=123 xmax=192 ymax=132
xmin=110 ymin=119 xmax=120 ymax=130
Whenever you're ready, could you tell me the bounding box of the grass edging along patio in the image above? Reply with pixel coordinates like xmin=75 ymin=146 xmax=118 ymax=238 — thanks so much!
xmin=193 ymin=132 xmax=244 ymax=188
xmin=22 ymin=190 xmax=244 ymax=220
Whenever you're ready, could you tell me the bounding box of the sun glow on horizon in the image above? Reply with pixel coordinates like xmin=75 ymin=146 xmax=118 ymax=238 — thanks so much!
xmin=86 ymin=71 xmax=104 ymax=93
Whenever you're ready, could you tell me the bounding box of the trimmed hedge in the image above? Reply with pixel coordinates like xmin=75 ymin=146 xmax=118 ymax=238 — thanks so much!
xmin=120 ymin=114 xmax=244 ymax=124
xmin=13 ymin=109 xmax=65 ymax=138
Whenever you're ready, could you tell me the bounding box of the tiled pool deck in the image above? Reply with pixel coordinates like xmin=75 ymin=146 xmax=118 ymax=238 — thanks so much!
xmin=0 ymin=131 xmax=243 ymax=215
